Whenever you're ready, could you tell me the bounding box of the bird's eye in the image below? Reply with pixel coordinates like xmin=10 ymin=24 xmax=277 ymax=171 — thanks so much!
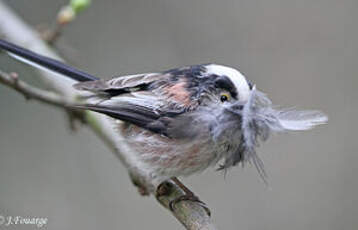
xmin=220 ymin=93 xmax=231 ymax=102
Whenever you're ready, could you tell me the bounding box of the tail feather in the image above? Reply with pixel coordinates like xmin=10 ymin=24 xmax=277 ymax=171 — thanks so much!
xmin=0 ymin=39 xmax=98 ymax=82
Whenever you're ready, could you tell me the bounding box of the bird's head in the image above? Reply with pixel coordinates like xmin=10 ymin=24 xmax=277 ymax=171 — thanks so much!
xmin=179 ymin=64 xmax=327 ymax=178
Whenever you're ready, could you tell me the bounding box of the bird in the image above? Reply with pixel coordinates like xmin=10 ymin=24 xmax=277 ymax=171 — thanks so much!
xmin=0 ymin=39 xmax=327 ymax=211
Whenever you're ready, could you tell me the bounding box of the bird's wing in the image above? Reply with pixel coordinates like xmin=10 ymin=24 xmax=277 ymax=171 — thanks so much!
xmin=73 ymin=72 xmax=200 ymax=137
xmin=73 ymin=72 xmax=166 ymax=96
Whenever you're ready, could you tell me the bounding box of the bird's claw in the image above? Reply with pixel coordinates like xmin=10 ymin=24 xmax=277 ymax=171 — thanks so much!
xmin=169 ymin=194 xmax=211 ymax=216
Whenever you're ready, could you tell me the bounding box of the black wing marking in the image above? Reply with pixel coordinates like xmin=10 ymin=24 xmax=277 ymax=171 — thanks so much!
xmin=74 ymin=103 xmax=185 ymax=136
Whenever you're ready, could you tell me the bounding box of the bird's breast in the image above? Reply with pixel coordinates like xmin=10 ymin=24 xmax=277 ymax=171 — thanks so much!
xmin=116 ymin=121 xmax=223 ymax=178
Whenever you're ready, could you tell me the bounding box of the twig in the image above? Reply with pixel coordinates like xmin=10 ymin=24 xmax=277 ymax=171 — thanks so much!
xmin=40 ymin=23 xmax=65 ymax=44
xmin=41 ymin=0 xmax=92 ymax=44
xmin=0 ymin=2 xmax=217 ymax=230
xmin=0 ymin=71 xmax=71 ymax=107
xmin=0 ymin=70 xmax=85 ymax=131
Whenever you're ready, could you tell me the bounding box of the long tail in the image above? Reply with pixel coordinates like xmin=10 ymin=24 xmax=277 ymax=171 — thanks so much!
xmin=0 ymin=39 xmax=98 ymax=82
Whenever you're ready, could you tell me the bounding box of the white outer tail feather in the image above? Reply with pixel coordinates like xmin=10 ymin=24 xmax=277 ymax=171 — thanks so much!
xmin=8 ymin=53 xmax=72 ymax=81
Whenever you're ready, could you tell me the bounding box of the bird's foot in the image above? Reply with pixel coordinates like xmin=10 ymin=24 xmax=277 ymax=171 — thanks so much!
xmin=169 ymin=192 xmax=211 ymax=216
xmin=157 ymin=177 xmax=211 ymax=216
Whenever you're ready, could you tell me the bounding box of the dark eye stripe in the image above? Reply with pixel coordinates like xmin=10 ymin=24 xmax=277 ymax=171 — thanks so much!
xmin=214 ymin=75 xmax=238 ymax=99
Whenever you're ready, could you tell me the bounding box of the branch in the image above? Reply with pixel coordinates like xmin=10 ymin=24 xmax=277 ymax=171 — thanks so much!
xmin=0 ymin=2 xmax=217 ymax=230
xmin=0 ymin=71 xmax=71 ymax=107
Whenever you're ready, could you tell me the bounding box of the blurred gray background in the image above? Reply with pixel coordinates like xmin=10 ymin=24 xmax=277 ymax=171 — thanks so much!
xmin=0 ymin=0 xmax=357 ymax=229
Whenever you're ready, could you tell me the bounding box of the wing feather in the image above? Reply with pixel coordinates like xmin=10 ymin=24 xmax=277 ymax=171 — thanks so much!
xmin=73 ymin=73 xmax=166 ymax=95
xmin=73 ymin=94 xmax=184 ymax=136
xmin=73 ymin=71 xmax=198 ymax=136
